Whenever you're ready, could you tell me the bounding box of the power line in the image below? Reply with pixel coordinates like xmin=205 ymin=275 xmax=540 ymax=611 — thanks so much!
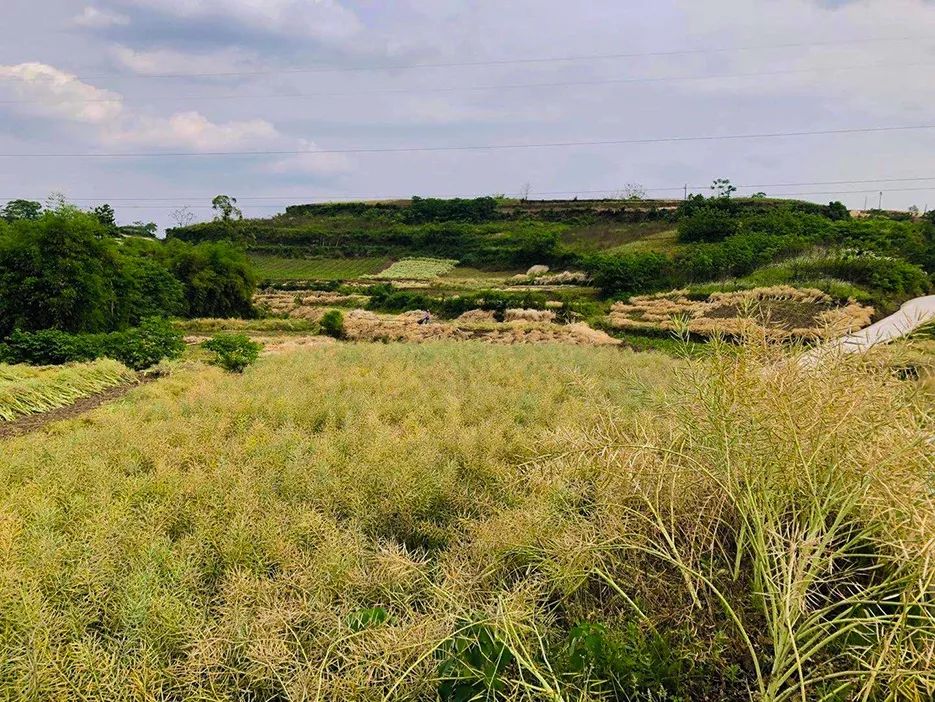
xmin=4 ymin=61 xmax=932 ymax=106
xmin=67 ymin=36 xmax=921 ymax=80
xmin=2 ymin=124 xmax=934 ymax=159
xmin=9 ymin=176 xmax=935 ymax=202
xmin=7 ymin=181 xmax=935 ymax=207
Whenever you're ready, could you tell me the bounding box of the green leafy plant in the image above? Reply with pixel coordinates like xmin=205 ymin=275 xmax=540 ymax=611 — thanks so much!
xmin=438 ymin=621 xmax=513 ymax=702
xmin=319 ymin=310 xmax=345 ymax=339
xmin=201 ymin=333 xmax=262 ymax=373
xmin=346 ymin=607 xmax=389 ymax=632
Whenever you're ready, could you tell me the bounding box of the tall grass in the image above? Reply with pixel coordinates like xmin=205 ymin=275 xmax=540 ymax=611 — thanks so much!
xmin=0 ymin=359 xmax=136 ymax=421
xmin=0 ymin=341 xmax=930 ymax=699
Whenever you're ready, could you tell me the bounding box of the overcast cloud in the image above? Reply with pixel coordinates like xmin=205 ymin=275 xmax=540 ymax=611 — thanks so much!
xmin=1 ymin=0 xmax=934 ymax=229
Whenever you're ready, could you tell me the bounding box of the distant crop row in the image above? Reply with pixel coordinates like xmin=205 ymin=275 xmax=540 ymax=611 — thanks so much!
xmin=372 ymin=258 xmax=459 ymax=280
xmin=0 ymin=359 xmax=136 ymax=421
xmin=251 ymin=256 xmax=390 ymax=281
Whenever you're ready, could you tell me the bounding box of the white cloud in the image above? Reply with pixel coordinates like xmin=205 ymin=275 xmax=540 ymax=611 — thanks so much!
xmin=110 ymin=45 xmax=261 ymax=77
xmin=112 ymin=111 xmax=279 ymax=151
xmin=0 ymin=63 xmax=124 ymax=124
xmin=265 ymin=139 xmax=352 ymax=176
xmin=73 ymin=6 xmax=130 ymax=29
xmin=112 ymin=0 xmax=362 ymax=41
xmin=0 ymin=61 xmax=348 ymax=175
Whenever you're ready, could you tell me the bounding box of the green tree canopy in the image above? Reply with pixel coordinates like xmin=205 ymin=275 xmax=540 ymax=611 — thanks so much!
xmin=1 ymin=200 xmax=42 ymax=223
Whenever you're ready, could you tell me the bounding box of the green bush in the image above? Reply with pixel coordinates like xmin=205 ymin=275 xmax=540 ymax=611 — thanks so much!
xmin=2 ymin=318 xmax=184 ymax=369
xmin=201 ymin=333 xmax=262 ymax=373
xmin=674 ymin=233 xmax=811 ymax=283
xmin=107 ymin=318 xmax=187 ymax=370
xmin=364 ymin=284 xmax=551 ymax=319
xmin=584 ymin=252 xmax=673 ymax=296
xmin=678 ymin=207 xmax=740 ymax=243
xmin=319 ymin=310 xmax=345 ymax=339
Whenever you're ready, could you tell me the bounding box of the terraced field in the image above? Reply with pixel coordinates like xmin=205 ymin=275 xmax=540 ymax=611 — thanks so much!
xmin=372 ymin=258 xmax=459 ymax=280
xmin=251 ymin=256 xmax=390 ymax=281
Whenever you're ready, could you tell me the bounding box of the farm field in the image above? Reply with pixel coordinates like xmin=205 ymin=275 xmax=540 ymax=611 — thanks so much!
xmin=0 ymin=341 xmax=932 ymax=699
xmin=250 ymin=255 xmax=390 ymax=281
xmin=373 ymin=257 xmax=459 ymax=280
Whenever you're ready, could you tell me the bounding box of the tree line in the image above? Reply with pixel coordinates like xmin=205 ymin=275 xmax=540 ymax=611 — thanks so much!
xmin=0 ymin=199 xmax=255 ymax=340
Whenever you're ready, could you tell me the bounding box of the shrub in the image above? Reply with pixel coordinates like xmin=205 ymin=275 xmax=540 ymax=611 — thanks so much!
xmin=107 ymin=318 xmax=187 ymax=371
xmin=320 ymin=310 xmax=345 ymax=339
xmin=584 ymin=252 xmax=673 ymax=296
xmin=201 ymin=333 xmax=262 ymax=373
xmin=678 ymin=207 xmax=741 ymax=243
xmin=2 ymin=318 xmax=184 ymax=369
xmin=673 ymin=233 xmax=811 ymax=283
xmin=827 ymin=200 xmax=850 ymax=221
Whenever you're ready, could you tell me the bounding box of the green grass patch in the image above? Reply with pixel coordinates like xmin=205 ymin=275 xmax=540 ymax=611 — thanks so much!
xmin=252 ymin=256 xmax=390 ymax=281
xmin=372 ymin=258 xmax=459 ymax=280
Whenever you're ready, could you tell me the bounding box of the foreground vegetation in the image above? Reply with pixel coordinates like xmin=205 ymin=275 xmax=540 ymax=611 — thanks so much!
xmin=0 ymin=341 xmax=931 ymax=699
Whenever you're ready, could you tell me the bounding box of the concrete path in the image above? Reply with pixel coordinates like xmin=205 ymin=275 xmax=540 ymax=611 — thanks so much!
xmin=803 ymin=295 xmax=935 ymax=363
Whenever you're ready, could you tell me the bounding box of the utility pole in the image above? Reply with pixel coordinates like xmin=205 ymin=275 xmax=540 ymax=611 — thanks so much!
xmin=879 ymin=191 xmax=883 ymax=210
xmin=684 ymin=184 xmax=688 ymax=200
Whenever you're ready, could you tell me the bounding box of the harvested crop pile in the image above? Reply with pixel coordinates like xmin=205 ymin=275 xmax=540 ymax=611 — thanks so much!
xmin=456 ymin=309 xmax=497 ymax=323
xmin=255 ymin=290 xmax=369 ymax=318
xmin=0 ymin=359 xmax=136 ymax=421
xmin=512 ymin=270 xmax=590 ymax=286
xmin=343 ymin=310 xmax=619 ymax=346
xmin=610 ymin=285 xmax=874 ymax=340
xmin=503 ymin=308 xmax=556 ymax=323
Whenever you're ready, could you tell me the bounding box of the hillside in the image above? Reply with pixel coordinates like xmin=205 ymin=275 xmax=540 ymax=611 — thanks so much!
xmin=167 ymin=197 xmax=934 ymax=324
xmin=167 ymin=196 xmax=842 ymax=271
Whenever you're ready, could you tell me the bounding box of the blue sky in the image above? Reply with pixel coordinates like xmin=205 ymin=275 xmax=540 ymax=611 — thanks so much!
xmin=1 ymin=0 xmax=934 ymax=229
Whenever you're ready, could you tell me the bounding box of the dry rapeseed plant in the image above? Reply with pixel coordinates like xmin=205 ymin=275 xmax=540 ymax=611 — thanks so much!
xmin=0 ymin=359 xmax=136 ymax=421
xmin=0 ymin=341 xmax=931 ymax=700
xmin=610 ymin=285 xmax=875 ymax=341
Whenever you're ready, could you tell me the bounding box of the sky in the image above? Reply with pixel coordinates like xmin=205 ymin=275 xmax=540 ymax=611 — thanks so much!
xmin=1 ymin=0 xmax=935 ymax=230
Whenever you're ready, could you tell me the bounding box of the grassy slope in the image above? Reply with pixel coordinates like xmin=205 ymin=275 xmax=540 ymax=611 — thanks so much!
xmin=1 ymin=342 xmax=932 ymax=699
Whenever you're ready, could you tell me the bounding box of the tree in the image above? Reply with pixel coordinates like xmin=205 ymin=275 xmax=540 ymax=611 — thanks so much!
xmin=162 ymin=240 xmax=255 ymax=318
xmin=621 ymin=183 xmax=647 ymax=200
xmin=751 ymin=192 xmax=767 ymax=199
xmin=170 ymin=206 xmax=195 ymax=228
xmin=827 ymin=201 xmax=850 ymax=222
xmin=678 ymin=207 xmax=741 ymax=243
xmin=1 ymin=200 xmax=42 ymax=222
xmin=711 ymin=178 xmax=737 ymax=199
xmin=0 ymin=210 xmax=121 ymax=335
xmin=119 ymin=221 xmax=158 ymax=238
xmin=92 ymin=204 xmax=117 ymax=229
xmin=212 ymin=195 xmax=242 ymax=222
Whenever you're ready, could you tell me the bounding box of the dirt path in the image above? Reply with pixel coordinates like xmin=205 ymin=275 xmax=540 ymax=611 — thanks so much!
xmin=0 ymin=378 xmax=154 ymax=440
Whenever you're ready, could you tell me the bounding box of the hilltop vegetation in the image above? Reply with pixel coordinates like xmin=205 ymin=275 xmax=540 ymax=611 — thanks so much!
xmin=169 ymin=195 xmax=934 ymax=314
